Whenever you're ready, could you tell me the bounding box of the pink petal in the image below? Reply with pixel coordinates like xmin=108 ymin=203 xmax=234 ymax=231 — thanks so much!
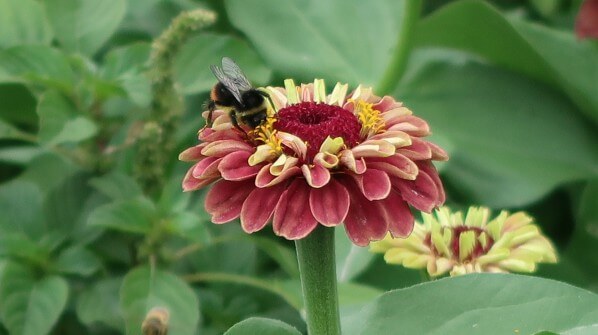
xmin=301 ymin=164 xmax=331 ymax=188
xmin=372 ymin=96 xmax=402 ymax=112
xmin=205 ymin=179 xmax=255 ymax=223
xmin=392 ymin=168 xmax=439 ymax=212
xmin=342 ymin=178 xmax=390 ymax=246
xmin=219 ymin=151 xmax=262 ymax=181
xmin=256 ymin=164 xmax=301 ymax=188
xmin=339 ymin=149 xmax=366 ymax=174
xmin=397 ymin=137 xmax=432 ymax=160
xmin=418 ymin=161 xmax=445 ymax=206
xmin=241 ymin=183 xmax=286 ymax=233
xmin=182 ymin=168 xmax=217 ymax=191
xmin=201 ymin=140 xmax=253 ymax=157
xmin=273 ymin=179 xmax=318 ymax=239
xmin=179 ymin=143 xmax=207 ymax=162
xmin=387 ymin=115 xmax=430 ymax=136
xmin=350 ymin=169 xmax=391 ymax=201
xmin=367 ymin=153 xmax=419 ymax=180
xmin=199 ymin=128 xmax=244 ymax=142
xmin=380 ymin=190 xmax=414 ymax=237
xmin=309 ymin=179 xmax=350 ymax=227
xmin=576 ymin=0 xmax=598 ymax=39
xmin=192 ymin=157 xmax=222 ymax=179
xmin=425 ymin=140 xmax=449 ymax=161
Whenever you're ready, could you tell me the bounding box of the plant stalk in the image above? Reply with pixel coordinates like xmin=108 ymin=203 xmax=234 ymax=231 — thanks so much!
xmin=295 ymin=226 xmax=341 ymax=335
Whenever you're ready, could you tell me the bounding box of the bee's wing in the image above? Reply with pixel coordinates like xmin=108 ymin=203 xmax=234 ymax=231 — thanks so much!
xmin=210 ymin=64 xmax=244 ymax=104
xmin=221 ymin=57 xmax=253 ymax=92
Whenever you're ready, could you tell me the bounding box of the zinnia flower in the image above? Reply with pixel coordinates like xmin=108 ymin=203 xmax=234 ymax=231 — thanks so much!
xmin=180 ymin=79 xmax=447 ymax=246
xmin=576 ymin=0 xmax=598 ymax=39
xmin=371 ymin=206 xmax=558 ymax=276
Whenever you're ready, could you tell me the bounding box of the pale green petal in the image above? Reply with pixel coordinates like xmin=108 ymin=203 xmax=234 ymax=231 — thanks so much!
xmin=459 ymin=231 xmax=476 ymax=261
xmin=313 ymin=78 xmax=326 ymax=103
xmin=284 ymin=79 xmax=299 ymax=104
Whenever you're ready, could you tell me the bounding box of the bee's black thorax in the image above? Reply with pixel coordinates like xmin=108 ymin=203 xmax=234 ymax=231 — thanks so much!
xmin=211 ymin=82 xmax=237 ymax=107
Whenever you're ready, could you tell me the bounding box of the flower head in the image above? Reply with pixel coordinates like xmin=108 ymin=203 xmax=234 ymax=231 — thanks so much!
xmin=576 ymin=0 xmax=598 ymax=39
xmin=180 ymin=79 xmax=448 ymax=246
xmin=371 ymin=206 xmax=558 ymax=276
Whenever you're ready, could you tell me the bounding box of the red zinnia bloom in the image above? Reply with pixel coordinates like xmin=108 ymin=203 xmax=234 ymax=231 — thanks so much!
xmin=576 ymin=0 xmax=598 ymax=39
xmin=180 ymin=79 xmax=448 ymax=246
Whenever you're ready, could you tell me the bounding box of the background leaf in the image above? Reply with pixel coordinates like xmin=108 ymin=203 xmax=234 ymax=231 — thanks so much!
xmin=342 ymin=273 xmax=598 ymax=335
xmin=224 ymin=317 xmax=302 ymax=335
xmin=120 ymin=266 xmax=200 ymax=335
xmin=397 ymin=50 xmax=598 ymax=207
xmin=0 ymin=0 xmax=53 ymax=48
xmin=76 ymin=277 xmax=124 ymax=332
xmin=0 ymin=262 xmax=68 ymax=335
xmin=44 ymin=0 xmax=127 ymax=56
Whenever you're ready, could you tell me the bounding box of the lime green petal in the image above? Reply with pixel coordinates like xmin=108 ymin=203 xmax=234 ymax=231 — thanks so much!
xmin=477 ymin=248 xmax=510 ymax=265
xmin=459 ymin=231 xmax=476 ymax=261
xmin=431 ymin=230 xmax=451 ymax=257
xmin=510 ymin=225 xmax=540 ymax=245
xmin=284 ymin=79 xmax=299 ymax=104
xmin=503 ymin=212 xmax=534 ymax=231
xmin=328 ymin=82 xmax=348 ymax=107
xmin=313 ymin=78 xmax=326 ymax=103
xmin=499 ymin=258 xmax=536 ymax=273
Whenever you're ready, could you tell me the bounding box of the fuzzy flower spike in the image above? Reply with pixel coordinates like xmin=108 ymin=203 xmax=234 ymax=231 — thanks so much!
xmin=371 ymin=206 xmax=558 ymax=276
xmin=180 ymin=79 xmax=448 ymax=246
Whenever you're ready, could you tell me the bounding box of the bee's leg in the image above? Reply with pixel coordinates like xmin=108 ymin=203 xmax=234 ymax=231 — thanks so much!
xmin=258 ymin=90 xmax=276 ymax=114
xmin=229 ymin=110 xmax=246 ymax=135
xmin=206 ymin=100 xmax=216 ymax=127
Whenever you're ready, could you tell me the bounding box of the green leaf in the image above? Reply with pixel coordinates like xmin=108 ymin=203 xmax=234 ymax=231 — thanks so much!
xmin=101 ymin=42 xmax=151 ymax=106
xmin=87 ymin=197 xmax=156 ymax=234
xmin=335 ymin=226 xmax=374 ymax=282
xmin=0 ymin=0 xmax=52 ymax=48
xmin=120 ymin=266 xmax=199 ymax=335
xmin=224 ymin=317 xmax=302 ymax=335
xmin=89 ymin=171 xmax=143 ymax=201
xmin=397 ymin=50 xmax=598 ymax=207
xmin=337 ymin=282 xmax=383 ymax=316
xmin=174 ymin=33 xmax=271 ymax=94
xmin=54 ymin=245 xmax=101 ymax=276
xmin=224 ymin=0 xmax=409 ymax=85
xmin=415 ymin=0 xmax=598 ymax=123
xmin=44 ymin=0 xmax=127 ymax=56
xmin=0 ymin=262 xmax=68 ymax=335
xmin=0 ymin=146 xmax=44 ymax=165
xmin=0 ymin=119 xmax=33 ymax=141
xmin=0 ymin=83 xmax=37 ymax=127
xmin=342 ymin=273 xmax=598 ymax=335
xmin=563 ymin=325 xmax=598 ymax=335
xmin=168 ymin=211 xmax=211 ymax=244
xmin=37 ymin=91 xmax=98 ymax=146
xmin=0 ymin=46 xmax=75 ymax=91
xmin=0 ymin=232 xmax=47 ymax=264
xmin=251 ymin=236 xmax=299 ymax=277
xmin=19 ymin=152 xmax=77 ymax=192
xmin=0 ymin=180 xmax=44 ymax=238
xmin=76 ymin=277 xmax=124 ymax=332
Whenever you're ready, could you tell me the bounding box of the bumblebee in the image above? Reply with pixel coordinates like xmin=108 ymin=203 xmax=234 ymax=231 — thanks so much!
xmin=207 ymin=57 xmax=272 ymax=132
xmin=141 ymin=307 xmax=169 ymax=335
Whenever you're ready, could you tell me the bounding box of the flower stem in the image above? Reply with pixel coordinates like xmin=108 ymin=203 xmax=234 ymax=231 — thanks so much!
xmin=375 ymin=0 xmax=423 ymax=95
xmin=295 ymin=226 xmax=341 ymax=335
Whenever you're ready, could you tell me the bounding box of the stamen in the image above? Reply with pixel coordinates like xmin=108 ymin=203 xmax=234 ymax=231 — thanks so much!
xmin=352 ymin=99 xmax=386 ymax=138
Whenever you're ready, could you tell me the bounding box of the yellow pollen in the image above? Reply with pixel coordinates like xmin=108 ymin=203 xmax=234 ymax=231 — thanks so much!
xmin=352 ymin=99 xmax=385 ymax=138
xmin=252 ymin=117 xmax=283 ymax=155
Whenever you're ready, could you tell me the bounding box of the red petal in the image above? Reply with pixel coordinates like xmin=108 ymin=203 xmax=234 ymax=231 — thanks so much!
xmin=219 ymin=151 xmax=262 ymax=181
xmin=201 ymin=140 xmax=253 ymax=157
xmin=273 ymin=179 xmax=317 ymax=239
xmin=392 ymin=168 xmax=439 ymax=212
xmin=418 ymin=161 xmax=446 ymax=206
xmin=387 ymin=115 xmax=430 ymax=136
xmin=205 ymin=179 xmax=255 ymax=223
xmin=255 ymin=164 xmax=301 ymax=187
xmin=350 ymin=169 xmax=391 ymax=201
xmin=381 ymin=190 xmax=414 ymax=238
xmin=301 ymin=164 xmax=331 ymax=188
xmin=367 ymin=153 xmax=419 ymax=180
xmin=200 ymin=128 xmax=244 ymax=142
xmin=397 ymin=137 xmax=432 ymax=161
xmin=309 ymin=178 xmax=350 ymax=227
xmin=179 ymin=143 xmax=207 ymax=161
xmin=192 ymin=157 xmax=222 ymax=179
xmin=576 ymin=0 xmax=598 ymax=39
xmin=241 ymin=183 xmax=286 ymax=233
xmin=182 ymin=168 xmax=217 ymax=191
xmin=342 ymin=178 xmax=389 ymax=246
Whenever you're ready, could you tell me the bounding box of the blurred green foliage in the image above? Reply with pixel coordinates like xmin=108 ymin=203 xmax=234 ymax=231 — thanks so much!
xmin=0 ymin=0 xmax=596 ymax=334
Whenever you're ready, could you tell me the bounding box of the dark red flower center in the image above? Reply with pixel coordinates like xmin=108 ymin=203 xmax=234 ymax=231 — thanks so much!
xmin=425 ymin=226 xmax=494 ymax=262
xmin=274 ymin=102 xmax=361 ymax=160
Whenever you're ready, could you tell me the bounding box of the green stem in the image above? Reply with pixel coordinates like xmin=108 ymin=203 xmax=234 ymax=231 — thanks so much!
xmin=375 ymin=0 xmax=423 ymax=95
xmin=295 ymin=226 xmax=340 ymax=335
